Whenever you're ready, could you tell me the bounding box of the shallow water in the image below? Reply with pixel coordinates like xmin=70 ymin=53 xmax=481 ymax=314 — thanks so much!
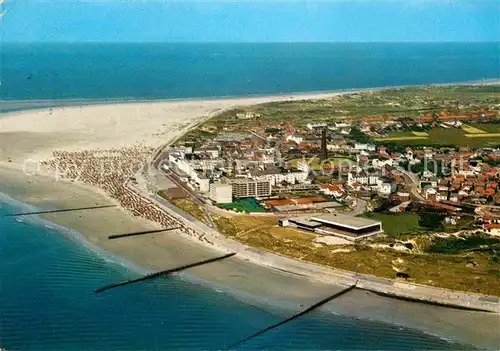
xmin=0 ymin=196 xmax=466 ymax=350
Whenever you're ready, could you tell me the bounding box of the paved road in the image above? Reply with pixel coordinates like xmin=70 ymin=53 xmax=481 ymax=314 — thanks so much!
xmin=162 ymin=170 xmax=216 ymax=228
xmin=397 ymin=167 xmax=424 ymax=201
xmin=248 ymin=129 xmax=266 ymax=141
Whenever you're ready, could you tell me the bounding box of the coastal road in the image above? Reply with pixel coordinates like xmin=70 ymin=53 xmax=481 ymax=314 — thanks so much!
xmin=162 ymin=169 xmax=216 ymax=228
xmin=249 ymin=129 xmax=266 ymax=141
xmin=397 ymin=168 xmax=424 ymax=201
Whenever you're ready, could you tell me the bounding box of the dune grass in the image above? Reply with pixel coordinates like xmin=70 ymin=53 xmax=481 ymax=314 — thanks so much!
xmin=212 ymin=214 xmax=500 ymax=295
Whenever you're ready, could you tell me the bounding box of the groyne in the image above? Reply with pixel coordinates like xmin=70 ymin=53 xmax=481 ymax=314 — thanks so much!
xmin=95 ymin=252 xmax=236 ymax=293
xmin=357 ymin=287 xmax=497 ymax=313
xmin=4 ymin=204 xmax=116 ymax=217
xmin=108 ymin=227 xmax=180 ymax=240
xmin=226 ymin=282 xmax=358 ymax=349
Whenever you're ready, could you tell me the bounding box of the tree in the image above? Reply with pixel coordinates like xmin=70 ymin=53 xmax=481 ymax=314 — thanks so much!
xmin=349 ymin=128 xmax=371 ymax=143
xmin=419 ymin=213 xmax=445 ymax=231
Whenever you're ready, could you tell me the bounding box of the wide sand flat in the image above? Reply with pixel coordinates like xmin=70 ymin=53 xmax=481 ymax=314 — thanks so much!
xmin=0 ymin=93 xmax=343 ymax=164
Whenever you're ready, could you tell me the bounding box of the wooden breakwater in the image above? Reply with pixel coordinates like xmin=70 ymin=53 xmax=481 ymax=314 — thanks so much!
xmin=95 ymin=252 xmax=236 ymax=294
xmin=108 ymin=227 xmax=180 ymax=240
xmin=358 ymin=287 xmax=497 ymax=313
xmin=4 ymin=204 xmax=117 ymax=217
xmin=226 ymin=282 xmax=358 ymax=349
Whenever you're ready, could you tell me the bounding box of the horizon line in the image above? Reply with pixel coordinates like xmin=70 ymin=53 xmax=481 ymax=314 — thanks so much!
xmin=3 ymin=40 xmax=500 ymax=44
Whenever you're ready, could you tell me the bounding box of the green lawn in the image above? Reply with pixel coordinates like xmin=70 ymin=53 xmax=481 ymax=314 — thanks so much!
xmin=468 ymin=123 xmax=500 ymax=133
xmin=375 ymin=131 xmax=429 ymax=142
xmin=386 ymin=131 xmax=423 ymax=138
xmin=361 ymin=213 xmax=425 ymax=238
xmin=382 ymin=127 xmax=500 ymax=148
xmin=218 ymin=198 xmax=267 ymax=213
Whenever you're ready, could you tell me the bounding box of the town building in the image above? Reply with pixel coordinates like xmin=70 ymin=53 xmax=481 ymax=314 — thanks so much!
xmin=250 ymin=168 xmax=309 ymax=187
xmin=236 ymin=112 xmax=261 ymax=119
xmin=279 ymin=213 xmax=383 ymax=241
xmin=190 ymin=170 xmax=210 ymax=193
xmin=378 ymin=182 xmax=393 ymax=195
xmin=354 ymin=143 xmax=376 ymax=152
xmin=320 ymin=184 xmax=345 ymax=198
xmin=307 ymin=121 xmax=328 ymax=130
xmin=286 ymin=134 xmax=304 ymax=144
xmin=348 ymin=171 xmax=369 ymax=185
xmin=209 ymin=182 xmax=233 ymax=204
xmin=228 ymin=178 xmax=272 ymax=198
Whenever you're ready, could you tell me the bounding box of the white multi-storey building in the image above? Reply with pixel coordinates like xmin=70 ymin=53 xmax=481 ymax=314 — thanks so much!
xmin=347 ymin=172 xmax=369 ymax=185
xmin=334 ymin=122 xmax=352 ymax=128
xmin=286 ymin=134 xmax=304 ymax=144
xmin=191 ymin=171 xmax=210 ymax=193
xmin=252 ymin=169 xmax=309 ymax=187
xmin=209 ymin=182 xmax=233 ymax=203
xmin=354 ymin=143 xmax=376 ymax=152
xmin=307 ymin=121 xmax=328 ymax=130
xmin=229 ymin=178 xmax=272 ymax=198
xmin=378 ymin=182 xmax=393 ymax=195
xmin=371 ymin=158 xmax=393 ymax=169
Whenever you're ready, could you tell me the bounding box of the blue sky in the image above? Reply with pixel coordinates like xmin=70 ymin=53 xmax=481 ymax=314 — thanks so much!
xmin=2 ymin=0 xmax=499 ymax=42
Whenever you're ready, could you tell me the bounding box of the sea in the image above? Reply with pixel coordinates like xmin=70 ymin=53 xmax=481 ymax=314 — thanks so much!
xmin=1 ymin=42 xmax=499 ymax=350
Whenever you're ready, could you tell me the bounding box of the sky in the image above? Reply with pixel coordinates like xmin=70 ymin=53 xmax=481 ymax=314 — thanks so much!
xmin=1 ymin=0 xmax=499 ymax=43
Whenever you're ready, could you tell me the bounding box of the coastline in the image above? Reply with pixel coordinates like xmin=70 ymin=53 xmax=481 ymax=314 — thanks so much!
xmin=1 ymin=77 xmax=499 ymax=117
xmin=1 ymin=164 xmax=499 ymax=349
xmin=1 ymin=84 xmax=499 ymax=348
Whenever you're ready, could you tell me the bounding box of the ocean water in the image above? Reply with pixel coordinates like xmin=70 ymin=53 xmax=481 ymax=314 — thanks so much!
xmin=0 ymin=42 xmax=496 ymax=349
xmin=1 ymin=42 xmax=499 ymax=101
xmin=0 ymin=196 xmax=464 ymax=350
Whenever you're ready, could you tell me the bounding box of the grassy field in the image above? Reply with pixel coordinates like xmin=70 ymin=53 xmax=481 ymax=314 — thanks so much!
xmin=375 ymin=131 xmax=430 ymax=141
xmin=381 ymin=128 xmax=500 ymax=148
xmin=468 ymin=123 xmax=500 ymax=133
xmin=212 ymin=214 xmax=500 ymax=295
xmin=426 ymin=233 xmax=500 ymax=254
xmin=242 ymin=85 xmax=500 ymax=124
xmin=171 ymin=198 xmax=208 ymax=224
xmin=375 ymin=136 xmax=428 ymax=142
xmin=462 ymin=124 xmax=487 ymax=134
xmin=361 ymin=213 xmax=425 ymax=238
xmin=465 ymin=132 xmax=500 ymax=138
xmin=412 ymin=131 xmax=429 ymax=136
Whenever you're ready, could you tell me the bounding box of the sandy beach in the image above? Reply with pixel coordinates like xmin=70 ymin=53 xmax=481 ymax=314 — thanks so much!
xmin=1 ymin=92 xmax=500 ymax=348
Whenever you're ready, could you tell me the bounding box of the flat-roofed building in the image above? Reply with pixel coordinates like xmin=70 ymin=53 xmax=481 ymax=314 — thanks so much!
xmin=280 ymin=213 xmax=383 ymax=241
xmin=209 ymin=182 xmax=233 ymax=204
xmin=229 ymin=178 xmax=271 ymax=198
xmin=278 ymin=216 xmax=322 ymax=230
xmin=250 ymin=167 xmax=309 ymax=187
xmin=307 ymin=121 xmax=328 ymax=130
